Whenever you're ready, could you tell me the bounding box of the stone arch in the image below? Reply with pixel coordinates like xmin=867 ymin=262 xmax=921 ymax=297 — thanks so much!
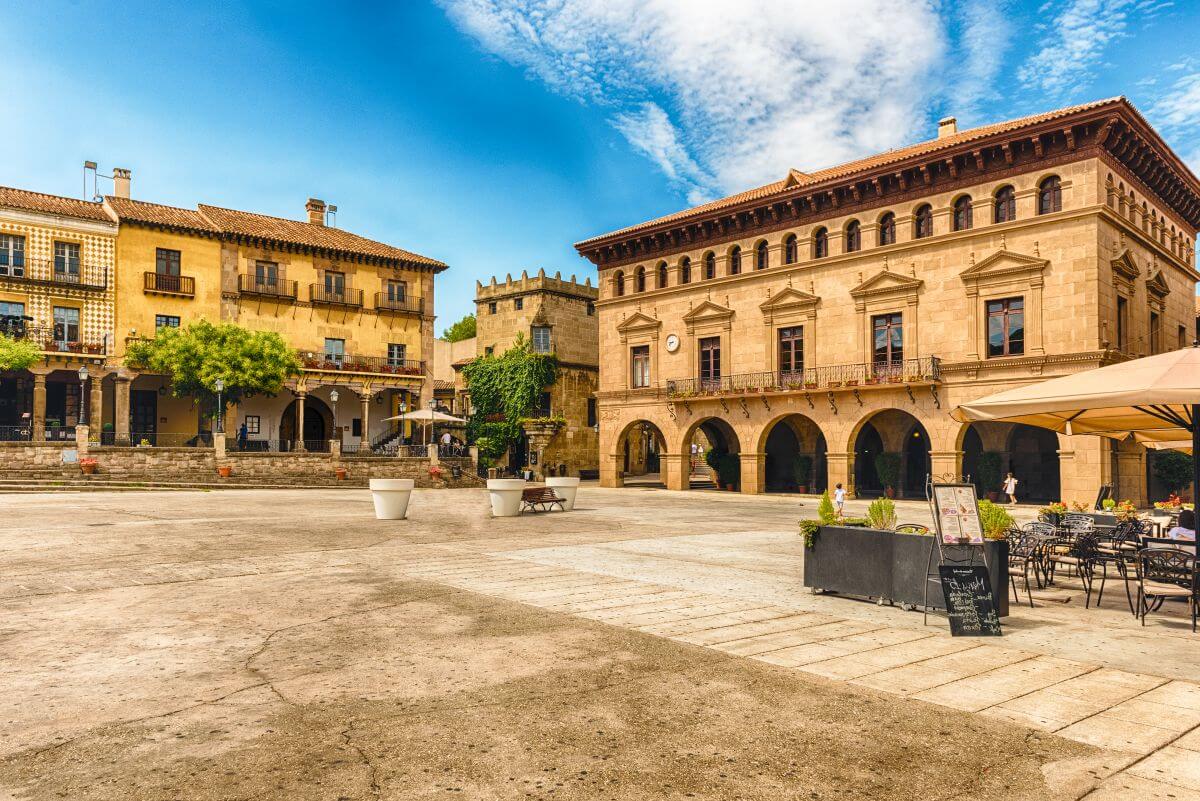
xmin=615 ymin=418 xmax=668 ymax=484
xmin=1006 ymin=423 xmax=1060 ymax=503
xmin=848 ymin=408 xmax=931 ymax=499
xmin=758 ymin=412 xmax=828 ymax=493
xmin=280 ymin=394 xmax=333 ymax=452
xmin=683 ymin=416 xmax=743 ymax=490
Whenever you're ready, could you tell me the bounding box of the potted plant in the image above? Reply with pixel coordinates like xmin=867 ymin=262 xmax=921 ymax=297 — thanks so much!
xmin=486 ymin=476 xmax=526 ymax=517
xmin=335 ymin=466 xmax=348 ymax=480
xmin=546 ymin=473 xmax=581 ymax=510
xmin=717 ymin=452 xmax=740 ymax=491
xmin=704 ymin=448 xmax=725 ymax=488
xmin=217 ymin=465 xmax=232 ymax=478
xmin=976 ymin=451 xmax=1002 ymax=502
xmin=827 ymin=380 xmax=843 ymax=389
xmin=873 ymin=452 xmax=901 ymax=499
xmin=79 ymin=457 xmax=98 ymax=475
xmin=1113 ymin=499 xmax=1138 ymax=521
xmin=1102 ymin=497 xmax=1117 ymax=512
xmin=1039 ymin=501 xmax=1067 ymax=526
xmin=804 ymin=380 xmax=819 ymax=389
xmin=977 ymin=499 xmax=1015 ymax=540
xmin=793 ymin=454 xmax=813 ymax=494
xmin=370 ymin=478 xmax=415 ymax=519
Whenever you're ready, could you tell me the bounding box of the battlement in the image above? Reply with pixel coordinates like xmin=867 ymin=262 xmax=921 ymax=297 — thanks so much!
xmin=476 ymin=268 xmax=597 ymax=302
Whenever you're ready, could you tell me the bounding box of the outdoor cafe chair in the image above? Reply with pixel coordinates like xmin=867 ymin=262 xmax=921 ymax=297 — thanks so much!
xmin=1133 ymin=548 xmax=1198 ymax=632
xmin=1021 ymin=521 xmax=1057 ymax=585
xmin=1006 ymin=528 xmax=1039 ymax=608
xmin=1047 ymin=531 xmax=1107 ymax=607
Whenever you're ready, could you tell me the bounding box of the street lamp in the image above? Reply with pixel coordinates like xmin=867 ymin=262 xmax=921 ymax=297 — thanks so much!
xmin=77 ymin=364 xmax=89 ymax=427
xmin=214 ymin=378 xmax=225 ymax=434
xmin=428 ymin=398 xmax=437 ymax=447
xmin=330 ymin=389 xmax=339 ymax=446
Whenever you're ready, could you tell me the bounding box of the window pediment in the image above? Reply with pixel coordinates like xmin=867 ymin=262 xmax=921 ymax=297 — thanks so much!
xmin=959 ymin=249 xmax=1048 ymax=290
xmin=759 ymin=287 xmax=819 ymax=314
xmin=682 ymin=299 xmax=734 ymax=334
xmin=1111 ymin=248 xmax=1142 ymax=282
xmin=849 ymin=270 xmax=923 ymax=301
xmin=615 ymin=311 xmax=661 ymax=336
xmin=1146 ymin=269 xmax=1171 ymax=298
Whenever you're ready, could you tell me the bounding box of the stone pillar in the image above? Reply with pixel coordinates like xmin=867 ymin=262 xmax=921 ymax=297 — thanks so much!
xmin=31 ymin=371 xmax=47 ymax=442
xmin=661 ymin=453 xmax=689 ymax=491
xmin=114 ymin=377 xmax=131 ymax=446
xmin=427 ymin=442 xmax=439 ymax=466
xmin=89 ymin=375 xmax=104 ymax=442
xmin=330 ymin=438 xmax=341 ymax=460
xmin=930 ymin=450 xmax=962 ymax=484
xmin=359 ymin=392 xmax=371 ymax=451
xmin=75 ymin=424 xmax=89 ymax=456
xmin=213 ymin=432 xmax=226 ymax=459
xmin=739 ymin=452 xmax=765 ymax=494
xmin=295 ymin=392 xmax=306 ymax=451
xmin=826 ymin=452 xmax=854 ymax=498
xmin=1116 ymin=449 xmax=1147 ymax=507
xmin=600 ymin=452 xmax=623 ymax=488
xmin=1058 ymin=435 xmax=1110 ymax=507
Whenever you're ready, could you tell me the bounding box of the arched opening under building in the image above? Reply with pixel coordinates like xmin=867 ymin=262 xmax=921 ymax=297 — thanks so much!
xmin=1007 ymin=424 xmax=1060 ymax=503
xmin=762 ymin=414 xmax=827 ymax=493
xmin=617 ymin=420 xmax=666 ymax=487
xmin=962 ymin=425 xmax=983 ymax=493
xmin=853 ymin=409 xmax=930 ymax=498
xmin=686 ymin=417 xmax=740 ymax=490
xmin=280 ymin=395 xmax=332 ymax=452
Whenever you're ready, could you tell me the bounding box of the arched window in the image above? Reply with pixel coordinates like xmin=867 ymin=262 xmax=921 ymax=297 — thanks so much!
xmin=656 ymin=261 xmax=668 ymax=289
xmin=614 ymin=271 xmax=625 ymax=296
xmin=1038 ymin=176 xmax=1061 ymax=215
xmin=680 ymin=256 xmax=691 ymax=284
xmin=845 ymin=220 xmax=861 ymax=253
xmin=878 ymin=212 xmax=896 ymax=246
xmin=994 ymin=186 xmax=1016 ymax=223
xmin=783 ymin=234 xmax=798 ymax=264
xmin=952 ymin=196 xmax=973 ymax=231
xmin=635 ymin=266 xmax=646 ymax=293
xmin=913 ymin=204 xmax=933 ymax=239
xmin=812 ymin=227 xmax=828 ymax=259
xmin=755 ymin=240 xmax=768 ymax=270
xmin=703 ymin=251 xmax=716 ymax=280
xmin=729 ymin=246 xmax=741 ymax=275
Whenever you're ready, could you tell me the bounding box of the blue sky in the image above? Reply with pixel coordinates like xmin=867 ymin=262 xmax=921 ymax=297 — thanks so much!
xmin=2 ymin=0 xmax=1198 ymax=328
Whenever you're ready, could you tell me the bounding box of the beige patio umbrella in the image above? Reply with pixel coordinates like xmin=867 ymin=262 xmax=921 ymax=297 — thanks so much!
xmin=953 ymin=346 xmax=1200 ymax=500
xmin=383 ymin=408 xmax=467 ymax=448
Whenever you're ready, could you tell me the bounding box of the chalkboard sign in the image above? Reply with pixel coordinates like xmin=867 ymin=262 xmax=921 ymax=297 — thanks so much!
xmin=938 ymin=565 xmax=1002 ymax=637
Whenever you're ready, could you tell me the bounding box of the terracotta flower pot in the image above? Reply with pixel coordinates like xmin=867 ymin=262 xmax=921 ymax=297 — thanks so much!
xmin=217 ymin=466 xmax=232 ymax=478
xmin=335 ymin=468 xmax=348 ymax=480
xmin=80 ymin=462 xmax=97 ymax=475
xmin=885 ymin=486 xmax=896 ymax=499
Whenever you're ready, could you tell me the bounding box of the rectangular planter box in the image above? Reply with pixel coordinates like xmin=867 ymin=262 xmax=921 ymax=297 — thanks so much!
xmin=802 ymin=525 xmax=1009 ymax=617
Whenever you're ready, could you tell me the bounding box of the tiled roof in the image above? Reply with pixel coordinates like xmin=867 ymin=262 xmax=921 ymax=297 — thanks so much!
xmin=577 ymin=97 xmax=1124 ymax=246
xmin=197 ymin=204 xmax=446 ymax=269
xmin=0 ymin=186 xmax=113 ymax=222
xmin=433 ymin=379 xmax=455 ymax=391
xmin=104 ymin=196 xmax=217 ymax=233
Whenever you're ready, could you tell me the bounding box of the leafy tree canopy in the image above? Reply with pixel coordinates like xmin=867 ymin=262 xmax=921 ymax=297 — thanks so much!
xmin=125 ymin=320 xmax=300 ymax=410
xmin=442 ymin=313 xmax=477 ymax=343
xmin=0 ymin=335 xmax=41 ymax=372
xmin=461 ymin=335 xmax=557 ymax=461
xmin=1153 ymin=450 xmax=1195 ymax=494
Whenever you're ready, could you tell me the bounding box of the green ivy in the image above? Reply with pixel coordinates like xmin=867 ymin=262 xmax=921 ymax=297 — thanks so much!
xmin=461 ymin=335 xmax=558 ymax=462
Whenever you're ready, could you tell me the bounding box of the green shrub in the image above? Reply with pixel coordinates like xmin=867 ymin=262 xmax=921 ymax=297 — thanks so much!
xmin=798 ymin=519 xmax=821 ymax=548
xmin=976 ymin=451 xmax=1002 ymax=493
xmin=704 ymin=447 xmax=724 ymax=471
xmin=793 ymin=454 xmax=813 ymax=487
xmin=976 ymin=500 xmax=1014 ymax=540
xmin=874 ymin=452 xmax=901 ymax=491
xmin=817 ymin=490 xmax=837 ymax=524
xmin=1153 ymin=451 xmax=1195 ymax=495
xmin=716 ymin=452 xmax=740 ymax=487
xmin=866 ymin=497 xmax=897 ymax=530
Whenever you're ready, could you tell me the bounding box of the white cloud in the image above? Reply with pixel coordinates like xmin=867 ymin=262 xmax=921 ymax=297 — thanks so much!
xmin=951 ymin=0 xmax=1014 ymax=125
xmin=439 ymin=0 xmax=946 ymax=201
xmin=1017 ymin=0 xmax=1134 ymax=97
xmin=1148 ymin=70 xmax=1200 ymax=171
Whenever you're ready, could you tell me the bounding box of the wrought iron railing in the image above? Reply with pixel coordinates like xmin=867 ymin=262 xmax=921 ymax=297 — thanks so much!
xmin=0 ymin=322 xmax=106 ymax=354
xmin=665 ymin=357 xmax=940 ymax=397
xmin=144 ymin=271 xmax=195 ymax=296
xmin=238 ymin=273 xmax=298 ymax=300
xmin=0 ymin=425 xmax=32 ymax=442
xmin=374 ymin=293 xmax=424 ymax=314
xmin=105 ymin=431 xmax=211 ymax=448
xmin=297 ymin=351 xmax=425 ymax=376
xmin=309 ymin=284 xmax=363 ymax=307
xmin=0 ymin=259 xmax=108 ymax=289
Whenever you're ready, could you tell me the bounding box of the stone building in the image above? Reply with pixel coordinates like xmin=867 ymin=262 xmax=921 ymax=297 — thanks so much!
xmin=455 ymin=270 xmax=600 ymax=476
xmin=574 ymin=98 xmax=1200 ymax=505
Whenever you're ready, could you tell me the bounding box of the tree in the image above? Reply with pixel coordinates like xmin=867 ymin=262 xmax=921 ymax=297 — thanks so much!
xmin=0 ymin=335 xmax=40 ymax=372
xmin=125 ymin=321 xmax=301 ymax=422
xmin=461 ymin=335 xmax=557 ymax=461
xmin=1153 ymin=450 xmax=1195 ymax=495
xmin=442 ymin=313 xmax=476 ymax=342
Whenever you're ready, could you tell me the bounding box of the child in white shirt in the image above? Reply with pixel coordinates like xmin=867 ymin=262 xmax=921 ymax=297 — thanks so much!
xmin=834 ymin=483 xmax=846 ymax=515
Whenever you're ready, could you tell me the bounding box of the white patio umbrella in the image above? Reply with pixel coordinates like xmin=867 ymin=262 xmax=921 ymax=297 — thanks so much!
xmin=382 ymin=409 xmax=468 ymax=449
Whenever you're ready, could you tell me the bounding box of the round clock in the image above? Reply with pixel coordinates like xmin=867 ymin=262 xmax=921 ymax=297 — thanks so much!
xmin=665 ymin=334 xmax=680 ymax=353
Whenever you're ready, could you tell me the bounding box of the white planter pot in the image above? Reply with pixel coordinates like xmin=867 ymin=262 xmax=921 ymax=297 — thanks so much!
xmin=369 ymin=478 xmax=414 ymax=520
xmin=545 ymin=476 xmax=581 ymax=511
xmin=487 ymin=478 xmax=526 ymax=517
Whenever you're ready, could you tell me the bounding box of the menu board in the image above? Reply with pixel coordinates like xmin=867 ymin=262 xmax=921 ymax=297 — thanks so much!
xmin=938 ymin=565 xmax=1002 ymax=636
xmin=932 ymin=484 xmax=984 ymax=545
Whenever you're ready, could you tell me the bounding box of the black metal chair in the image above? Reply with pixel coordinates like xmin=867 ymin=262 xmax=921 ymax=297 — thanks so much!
xmin=1133 ymin=548 xmax=1198 ymax=632
xmin=1048 ymin=530 xmax=1107 ymax=607
xmin=1006 ymin=528 xmax=1039 ymax=608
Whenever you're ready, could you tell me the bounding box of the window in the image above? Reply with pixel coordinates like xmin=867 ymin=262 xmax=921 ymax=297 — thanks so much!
xmin=953 ymin=196 xmax=973 ymax=231
xmin=878 ymin=213 xmax=896 ymax=246
xmin=324 ymin=337 xmax=346 ymax=364
xmin=845 ymin=220 xmax=861 ymax=253
xmin=812 ymin=228 xmax=828 ymax=258
xmin=656 ymin=262 xmax=668 ymax=288
xmin=54 ymin=242 xmax=80 ymax=276
xmin=1180 ymin=325 xmax=1189 ymax=350
xmin=154 ymin=314 xmax=180 ymax=329
xmin=699 ymin=336 xmax=721 ymax=382
xmin=255 ymin=260 xmax=279 ymax=289
xmin=614 ymin=271 xmax=625 ymax=296
xmin=488 ymin=301 xmax=497 ymax=314
xmin=635 ymin=266 xmax=646 ymax=292
xmin=783 ymin=235 xmax=797 ymax=264
xmin=994 ymin=186 xmax=1016 ymax=223
xmin=387 ymin=343 xmax=407 ymax=366
xmin=586 ymin=301 xmax=595 ymax=316
xmin=1150 ymin=311 xmax=1161 ymax=355
xmin=1038 ymin=176 xmax=1062 ymax=215
xmin=986 ymin=297 xmax=1024 ymax=357
xmin=0 ymin=234 xmax=25 ymax=276
xmin=323 ymin=270 xmax=345 ymax=297
xmin=385 ymin=279 xmax=407 ymax=302
xmin=156 ymin=248 xmax=181 ymax=276
xmin=778 ymin=326 xmax=804 ymax=377
xmin=872 ymin=313 xmax=903 ymax=366
xmin=729 ymin=246 xmax=741 ymax=275
xmin=680 ymin=257 xmax=691 ymax=284
xmin=53 ymin=306 xmax=80 ymax=345
xmin=244 ymin=415 xmax=261 ymax=435
xmin=0 ymin=300 xmax=25 ymax=317
xmin=755 ymin=240 xmax=768 ymax=270
xmin=703 ymin=252 xmax=716 ymax=280
xmin=586 ymin=398 xmax=597 ymax=427
xmin=913 ymin=204 xmax=933 ymax=239
xmin=631 ymin=345 xmax=650 ymax=388
xmin=514 ymin=296 xmax=523 ymax=310
xmin=1116 ymin=296 xmax=1128 ymax=351
xmin=531 ymin=325 xmax=552 ymax=353
xmin=484 ymin=345 xmax=494 ymax=356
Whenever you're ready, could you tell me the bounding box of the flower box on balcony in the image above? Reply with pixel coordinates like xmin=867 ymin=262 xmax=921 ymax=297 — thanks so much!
xmin=804 ymin=381 xmax=819 ymax=389
xmin=85 ymin=344 xmax=104 ymax=355
xmin=888 ymin=376 xmax=904 ymax=384
xmin=864 ymin=377 xmax=881 ymax=385
xmin=827 ymin=381 xmax=843 ymax=388
xmin=845 ymin=380 xmax=859 ymax=387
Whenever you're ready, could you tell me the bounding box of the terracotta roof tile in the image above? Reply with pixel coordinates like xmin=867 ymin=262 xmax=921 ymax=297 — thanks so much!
xmin=433 ymin=379 xmax=455 ymax=391
xmin=104 ymin=196 xmax=218 ymax=232
xmin=0 ymin=186 xmax=113 ymax=222
xmin=577 ymin=97 xmax=1124 ymax=246
xmin=197 ymin=204 xmax=446 ymax=269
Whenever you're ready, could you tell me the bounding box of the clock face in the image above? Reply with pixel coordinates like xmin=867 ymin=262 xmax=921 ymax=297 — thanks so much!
xmin=665 ymin=334 xmax=680 ymax=352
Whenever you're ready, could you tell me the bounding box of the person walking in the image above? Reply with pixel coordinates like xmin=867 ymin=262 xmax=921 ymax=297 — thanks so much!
xmin=237 ymin=421 xmax=248 ymax=452
xmin=1003 ymin=472 xmax=1019 ymax=505
xmin=834 ymin=483 xmax=846 ymax=516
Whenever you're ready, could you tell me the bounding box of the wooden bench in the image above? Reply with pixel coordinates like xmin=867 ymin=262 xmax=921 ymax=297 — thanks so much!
xmin=521 ymin=487 xmax=565 ymax=513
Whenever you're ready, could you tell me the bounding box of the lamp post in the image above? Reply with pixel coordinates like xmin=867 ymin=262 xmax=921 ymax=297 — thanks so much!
xmin=214 ymin=378 xmax=224 ymax=434
xmin=330 ymin=389 xmax=339 ymax=447
xmin=428 ymin=398 xmax=437 ymax=448
xmin=77 ymin=364 xmax=89 ymax=427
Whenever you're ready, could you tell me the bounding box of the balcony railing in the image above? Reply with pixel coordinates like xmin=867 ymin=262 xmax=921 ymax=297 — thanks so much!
xmin=665 ymin=357 xmax=941 ymax=398
xmin=309 ymin=284 xmax=363 ymax=308
xmin=374 ymin=293 xmax=424 ymax=314
xmin=0 ymin=259 xmax=108 ymax=290
xmin=0 ymin=321 xmax=106 ymax=355
xmin=298 ymin=351 xmax=425 ymax=376
xmin=238 ymin=273 xmax=298 ymax=300
xmin=144 ymin=271 xmax=195 ymax=296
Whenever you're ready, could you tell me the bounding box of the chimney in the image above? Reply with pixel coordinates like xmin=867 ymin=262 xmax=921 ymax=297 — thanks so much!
xmin=937 ymin=117 xmax=958 ymax=139
xmin=306 ymin=198 xmax=326 ymax=226
xmin=113 ymin=167 xmax=132 ymax=199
